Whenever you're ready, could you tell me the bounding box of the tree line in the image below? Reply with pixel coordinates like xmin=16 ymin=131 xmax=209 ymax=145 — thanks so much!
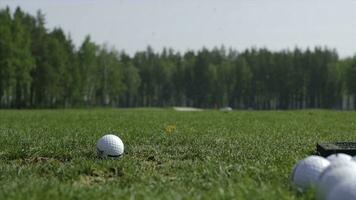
xmin=1 ymin=7 xmax=356 ymax=109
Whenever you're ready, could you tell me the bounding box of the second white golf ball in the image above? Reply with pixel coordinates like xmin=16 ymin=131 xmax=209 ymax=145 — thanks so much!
xmin=326 ymin=153 xmax=352 ymax=164
xmin=326 ymin=177 xmax=356 ymax=200
xmin=316 ymin=161 xmax=356 ymax=200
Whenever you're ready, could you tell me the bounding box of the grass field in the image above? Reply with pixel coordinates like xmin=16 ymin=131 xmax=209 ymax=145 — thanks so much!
xmin=1 ymin=109 xmax=356 ymax=199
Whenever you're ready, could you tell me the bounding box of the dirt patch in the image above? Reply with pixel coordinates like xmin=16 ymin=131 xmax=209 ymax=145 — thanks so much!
xmin=73 ymin=167 xmax=124 ymax=186
xmin=23 ymin=156 xmax=71 ymax=164
xmin=11 ymin=156 xmax=71 ymax=166
xmin=146 ymin=155 xmax=163 ymax=165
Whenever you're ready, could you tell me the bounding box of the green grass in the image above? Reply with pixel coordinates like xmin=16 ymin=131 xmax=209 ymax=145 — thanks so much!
xmin=1 ymin=109 xmax=356 ymax=199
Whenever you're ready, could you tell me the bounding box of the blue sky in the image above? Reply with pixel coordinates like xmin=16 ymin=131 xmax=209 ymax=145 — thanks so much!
xmin=2 ymin=0 xmax=356 ymax=57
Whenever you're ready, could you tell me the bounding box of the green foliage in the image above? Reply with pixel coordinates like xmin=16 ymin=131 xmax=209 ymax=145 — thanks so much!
xmin=1 ymin=109 xmax=356 ymax=199
xmin=96 ymin=47 xmax=124 ymax=106
xmin=2 ymin=7 xmax=356 ymax=109
xmin=121 ymin=53 xmax=141 ymax=107
xmin=0 ymin=8 xmax=14 ymax=105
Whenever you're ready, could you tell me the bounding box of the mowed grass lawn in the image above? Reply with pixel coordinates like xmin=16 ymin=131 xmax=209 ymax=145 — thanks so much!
xmin=1 ymin=109 xmax=356 ymax=199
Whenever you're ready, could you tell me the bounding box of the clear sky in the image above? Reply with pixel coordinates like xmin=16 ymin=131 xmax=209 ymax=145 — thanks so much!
xmin=2 ymin=0 xmax=356 ymax=57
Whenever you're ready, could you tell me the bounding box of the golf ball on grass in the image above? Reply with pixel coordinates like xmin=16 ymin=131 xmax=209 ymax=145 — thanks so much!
xmin=291 ymin=155 xmax=330 ymax=190
xmin=326 ymin=153 xmax=352 ymax=164
xmin=96 ymin=134 xmax=124 ymax=158
xmin=316 ymin=161 xmax=356 ymax=200
xmin=326 ymin=176 xmax=356 ymax=200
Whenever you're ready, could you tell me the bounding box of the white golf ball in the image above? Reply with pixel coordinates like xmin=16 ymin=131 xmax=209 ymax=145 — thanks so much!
xmin=316 ymin=161 xmax=356 ymax=200
xmin=291 ymin=155 xmax=330 ymax=190
xmin=326 ymin=153 xmax=352 ymax=164
xmin=96 ymin=134 xmax=124 ymax=158
xmin=326 ymin=177 xmax=356 ymax=200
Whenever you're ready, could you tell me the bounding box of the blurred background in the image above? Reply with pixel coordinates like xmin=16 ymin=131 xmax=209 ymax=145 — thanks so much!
xmin=1 ymin=0 xmax=356 ymax=109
